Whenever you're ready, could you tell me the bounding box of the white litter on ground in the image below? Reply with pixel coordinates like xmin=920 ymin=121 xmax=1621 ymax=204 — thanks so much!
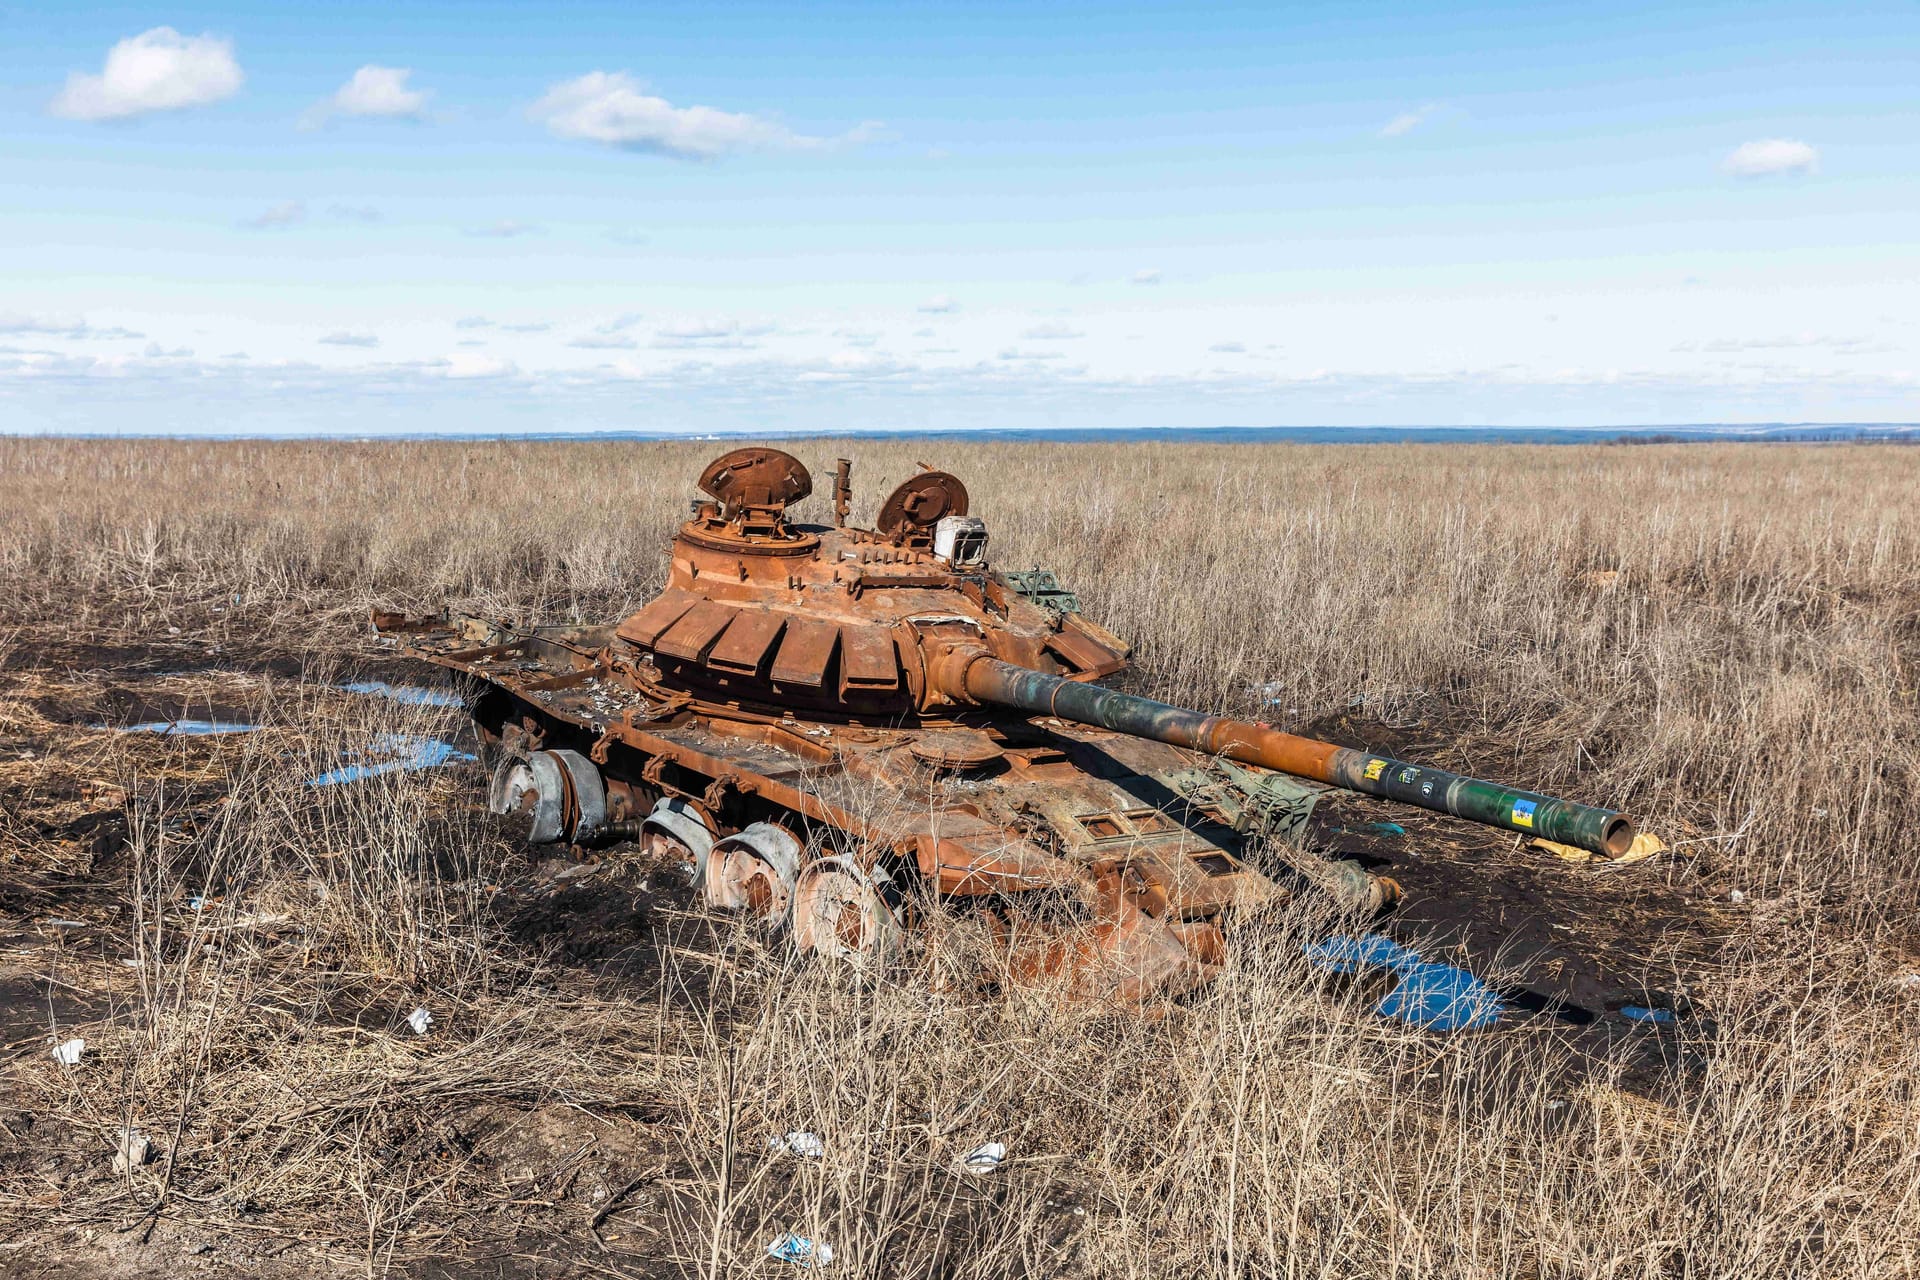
xmin=769 ymin=1131 xmax=825 ymax=1160
xmin=960 ymin=1141 xmax=1007 ymax=1174
xmin=767 ymin=1233 xmax=832 ymax=1267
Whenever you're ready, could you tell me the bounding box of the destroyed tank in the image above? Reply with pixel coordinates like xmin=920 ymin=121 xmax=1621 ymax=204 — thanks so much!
xmin=379 ymin=448 xmax=1635 ymax=999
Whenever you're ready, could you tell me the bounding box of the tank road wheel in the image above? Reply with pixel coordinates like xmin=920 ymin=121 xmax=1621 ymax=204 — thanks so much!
xmin=547 ymin=749 xmax=607 ymax=843
xmin=702 ymin=823 xmax=802 ymax=925
xmin=489 ymin=752 xmax=566 ymax=843
xmin=791 ymin=857 xmax=902 ymax=961
xmin=640 ymin=797 xmax=717 ymax=886
xmin=486 ymin=749 xmax=606 ymax=845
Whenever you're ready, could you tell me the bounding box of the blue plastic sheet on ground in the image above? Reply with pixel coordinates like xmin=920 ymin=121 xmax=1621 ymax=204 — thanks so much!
xmin=1303 ymin=934 xmax=1420 ymax=975
xmin=1374 ymin=962 xmax=1504 ymax=1031
xmin=306 ymin=733 xmax=476 ymax=787
xmin=1305 ymin=932 xmax=1504 ymax=1031
xmin=1619 ymin=1005 xmax=1676 ymax=1024
xmin=339 ymin=681 xmax=463 ymax=708
xmin=118 ymin=720 xmax=262 ymax=735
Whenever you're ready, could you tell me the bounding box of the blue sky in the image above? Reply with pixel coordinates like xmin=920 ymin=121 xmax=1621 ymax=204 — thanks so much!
xmin=2 ymin=1 xmax=1915 ymax=433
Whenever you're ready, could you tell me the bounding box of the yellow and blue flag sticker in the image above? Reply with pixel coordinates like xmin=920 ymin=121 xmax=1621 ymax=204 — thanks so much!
xmin=1511 ymin=798 xmax=1537 ymax=828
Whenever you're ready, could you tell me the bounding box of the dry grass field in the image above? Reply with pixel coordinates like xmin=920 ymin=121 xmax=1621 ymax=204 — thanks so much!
xmin=1 ymin=436 xmax=1917 ymax=1278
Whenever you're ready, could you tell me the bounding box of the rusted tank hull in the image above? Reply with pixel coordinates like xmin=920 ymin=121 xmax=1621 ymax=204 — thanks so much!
xmin=391 ymin=617 xmax=1363 ymax=1001
xmin=378 ymin=445 xmax=1637 ymax=1005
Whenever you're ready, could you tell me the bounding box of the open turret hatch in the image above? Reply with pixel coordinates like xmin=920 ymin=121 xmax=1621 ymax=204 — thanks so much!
xmin=693 ymin=448 xmax=814 ymax=541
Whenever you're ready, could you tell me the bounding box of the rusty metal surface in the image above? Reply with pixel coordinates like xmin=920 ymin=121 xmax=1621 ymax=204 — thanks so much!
xmin=385 ymin=446 xmax=1634 ymax=1002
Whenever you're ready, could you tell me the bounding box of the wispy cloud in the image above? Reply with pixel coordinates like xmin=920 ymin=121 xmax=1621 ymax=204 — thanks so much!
xmin=465 ymin=219 xmax=540 ymax=238
xmin=1674 ymin=332 xmax=1886 ymax=354
xmin=455 ymin=316 xmax=549 ymax=333
xmin=568 ymin=334 xmax=637 ymax=350
xmin=0 ymin=313 xmax=144 ymax=341
xmin=7 ymin=344 xmax=1916 ymax=436
xmin=918 ymin=295 xmax=960 ymax=314
xmin=242 ymin=200 xmax=306 ymax=230
xmin=326 ymin=203 xmax=382 ymax=222
xmin=302 ymin=65 xmax=430 ymax=128
xmin=49 ymin=27 xmax=243 ymax=122
xmin=529 ymin=71 xmax=871 ymax=160
xmin=1022 ymin=322 xmax=1085 ymax=340
xmin=1209 ymin=341 xmax=1247 ymax=353
xmin=1722 ymin=138 xmax=1818 ymax=177
xmin=143 ymin=341 xmax=193 ymax=358
xmin=1131 ymin=269 xmax=1161 ymax=286
xmin=318 ymin=331 xmax=379 ymax=348
xmin=1378 ymin=102 xmax=1438 ymax=139
xmin=443 ymin=353 xmax=518 ymax=379
xmin=651 ymin=318 xmax=773 ymax=349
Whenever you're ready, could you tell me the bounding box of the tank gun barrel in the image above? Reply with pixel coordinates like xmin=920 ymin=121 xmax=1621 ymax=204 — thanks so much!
xmin=959 ymin=657 xmax=1635 ymax=858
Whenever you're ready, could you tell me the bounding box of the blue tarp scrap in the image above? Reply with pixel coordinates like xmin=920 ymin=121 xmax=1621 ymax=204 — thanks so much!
xmin=1305 ymin=932 xmax=1505 ymax=1032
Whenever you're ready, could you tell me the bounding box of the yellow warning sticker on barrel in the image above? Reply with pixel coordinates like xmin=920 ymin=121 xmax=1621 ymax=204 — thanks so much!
xmin=1363 ymin=759 xmax=1387 ymax=781
xmin=1511 ymin=798 xmax=1537 ymax=828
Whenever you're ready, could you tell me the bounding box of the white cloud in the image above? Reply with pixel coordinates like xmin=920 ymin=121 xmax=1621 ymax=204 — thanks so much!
xmin=143 ymin=341 xmax=193 ymax=358
xmin=466 ymin=219 xmax=539 ymax=238
xmin=318 ymin=331 xmax=379 ymax=348
xmin=304 ymin=65 xmax=429 ymax=127
xmin=594 ymin=313 xmax=644 ymax=334
xmin=6 ymin=343 xmax=1917 ymax=437
xmin=242 ymin=200 xmax=306 ymax=230
xmin=454 ymin=316 xmax=493 ymax=330
xmin=1674 ymin=332 xmax=1887 ymax=354
xmin=1022 ymin=322 xmax=1085 ymax=340
xmin=530 ymin=71 xmax=830 ymax=159
xmin=1131 ymin=269 xmax=1161 ymax=286
xmin=327 ymin=203 xmax=381 ymax=222
xmin=918 ymin=295 xmax=960 ymax=314
xmin=652 ymin=318 xmax=773 ymax=350
xmin=1378 ymin=103 xmax=1438 ymax=139
xmin=1722 ymin=138 xmax=1818 ymax=177
xmin=997 ymin=347 xmax=1065 ymax=362
xmin=444 ymin=353 xmax=518 ymax=379
xmin=0 ymin=313 xmax=144 ymax=340
xmin=608 ymin=227 xmax=650 ymax=245
xmin=569 ymin=334 xmax=637 ymax=350
xmin=1209 ymin=341 xmax=1247 ymax=353
xmin=50 ymin=28 xmax=243 ymax=122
